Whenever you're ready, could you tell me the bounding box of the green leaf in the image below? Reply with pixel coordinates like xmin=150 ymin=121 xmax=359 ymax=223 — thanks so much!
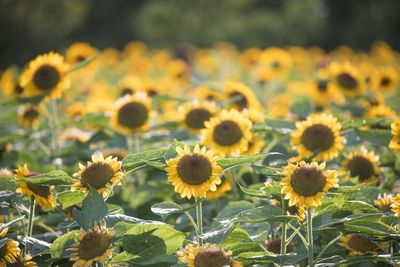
xmin=122 ymin=224 xmax=185 ymax=263
xmin=50 ymin=230 xmax=79 ymax=258
xmin=252 ymin=165 xmax=283 ymax=179
xmin=18 ymin=170 xmax=73 ymax=185
xmin=151 ymin=202 xmax=185 ymax=220
xmin=123 ymin=148 xmax=168 ymax=171
xmin=0 ymin=175 xmax=17 ymax=191
xmin=21 ymin=237 xmax=50 ymax=257
xmin=342 ymin=118 xmax=391 ymax=130
xmin=217 ymin=153 xmax=280 ymax=170
xmin=72 ymin=188 xmax=107 ymax=231
xmin=57 ymin=191 xmax=85 ymax=209
xmin=355 ymin=129 xmax=392 ymax=146
xmin=216 ymin=201 xmax=254 ymax=219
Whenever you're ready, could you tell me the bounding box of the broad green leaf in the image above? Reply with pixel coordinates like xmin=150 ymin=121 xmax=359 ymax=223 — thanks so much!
xmin=342 ymin=118 xmax=391 ymax=130
xmin=0 ymin=175 xmax=17 ymax=191
xmin=18 ymin=170 xmax=73 ymax=185
xmin=57 ymin=191 xmax=85 ymax=209
xmin=252 ymin=165 xmax=283 ymax=179
xmin=216 ymin=201 xmax=254 ymax=219
xmin=21 ymin=237 xmax=50 ymax=257
xmin=217 ymin=153 xmax=281 ymax=169
xmin=72 ymin=188 xmax=107 ymax=231
xmin=123 ymin=148 xmax=168 ymax=171
xmin=151 ymin=202 xmax=185 ymax=220
xmin=50 ymin=230 xmax=79 ymax=258
xmin=355 ymin=129 xmax=392 ymax=146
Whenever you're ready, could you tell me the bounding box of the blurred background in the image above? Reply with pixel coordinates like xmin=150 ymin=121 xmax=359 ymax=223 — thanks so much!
xmin=1 ymin=0 xmax=399 ymax=69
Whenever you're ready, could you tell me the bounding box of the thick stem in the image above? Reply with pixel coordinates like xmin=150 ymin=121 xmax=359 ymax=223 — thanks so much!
xmin=195 ymin=198 xmax=204 ymax=246
xmin=280 ymin=197 xmax=287 ymax=255
xmin=27 ymin=196 xmax=35 ymax=237
xmin=307 ymin=208 xmax=314 ymax=267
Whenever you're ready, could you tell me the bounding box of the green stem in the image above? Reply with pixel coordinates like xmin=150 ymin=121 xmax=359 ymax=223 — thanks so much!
xmin=195 ymin=198 xmax=204 ymax=246
xmin=27 ymin=196 xmax=35 ymax=237
xmin=185 ymin=211 xmax=199 ymax=235
xmin=280 ymin=197 xmax=287 ymax=256
xmin=49 ymin=98 xmax=60 ymax=168
xmin=307 ymin=208 xmax=314 ymax=267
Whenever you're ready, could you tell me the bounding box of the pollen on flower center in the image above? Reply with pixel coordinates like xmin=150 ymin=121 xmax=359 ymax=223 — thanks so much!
xmin=78 ymin=231 xmax=110 ymax=260
xmin=177 ymin=154 xmax=213 ymax=185
xmin=213 ymin=120 xmax=243 ymax=146
xmin=185 ymin=108 xmax=212 ymax=129
xmin=337 ymin=72 xmax=358 ymax=90
xmin=33 ymin=64 xmax=60 ymax=91
xmin=194 ymin=247 xmax=231 ymax=267
xmin=117 ymin=101 xmax=148 ymax=129
xmin=290 ymin=165 xmax=327 ymax=197
xmin=300 ymin=124 xmax=334 ymax=152
xmin=81 ymin=162 xmax=114 ymax=189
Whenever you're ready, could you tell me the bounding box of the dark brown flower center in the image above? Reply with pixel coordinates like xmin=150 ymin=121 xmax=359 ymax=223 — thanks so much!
xmin=229 ymin=92 xmax=248 ymax=110
xmin=26 ymin=172 xmax=51 ymax=198
xmin=177 ymin=154 xmax=213 ymax=185
xmin=33 ymin=64 xmax=60 ymax=91
xmin=380 ymin=77 xmax=391 ymax=87
xmin=290 ymin=165 xmax=327 ymax=197
xmin=117 ymin=101 xmax=148 ymax=129
xmin=271 ymin=61 xmax=281 ymax=69
xmin=147 ymin=88 xmax=158 ymax=97
xmin=266 ymin=239 xmax=293 ymax=254
xmin=213 ymin=120 xmax=243 ymax=146
xmin=76 ymin=55 xmax=86 ymax=62
xmin=317 ymin=80 xmax=328 ymax=92
xmin=15 ymin=84 xmax=24 ymax=94
xmin=194 ymin=247 xmax=232 ymax=267
xmin=337 ymin=72 xmax=358 ymax=90
xmin=81 ymin=162 xmax=114 ymax=189
xmin=23 ymin=107 xmax=39 ymax=121
xmin=120 ymin=87 xmax=134 ymax=97
xmin=300 ymin=124 xmax=334 ymax=152
xmin=185 ymin=108 xmax=212 ymax=129
xmin=347 ymin=235 xmax=378 ymax=253
xmin=78 ymin=231 xmax=111 ymax=260
xmin=347 ymin=156 xmax=375 ymax=181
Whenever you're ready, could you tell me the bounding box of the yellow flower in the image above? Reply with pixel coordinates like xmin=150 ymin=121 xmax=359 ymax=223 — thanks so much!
xmin=223 ymin=80 xmax=262 ymax=111
xmin=18 ymin=103 xmax=41 ymax=129
xmin=364 ymin=104 xmax=397 ymax=119
xmin=69 ymin=226 xmax=113 ymax=267
xmin=65 ymin=42 xmax=98 ymax=68
xmin=281 ymin=161 xmax=338 ymax=208
xmin=290 ymin=113 xmax=345 ymax=161
xmin=201 ymin=109 xmax=252 ymax=157
xmin=15 ymin=164 xmax=57 ymax=210
xmin=0 ymin=228 xmax=21 ymax=266
xmin=374 ymin=194 xmax=393 ymax=212
xmin=72 ymin=153 xmax=124 ymax=197
xmin=177 ymin=244 xmax=243 ymax=267
xmin=7 ymin=255 xmax=37 ymax=267
xmin=0 ymin=68 xmax=24 ymax=97
xmin=328 ymin=62 xmax=366 ymax=97
xmin=307 ymin=79 xmax=344 ymax=108
xmin=338 ymin=234 xmax=388 ymax=256
xmin=391 ymin=193 xmax=400 ymax=217
xmin=342 ymin=147 xmax=380 ymax=184
xmin=110 ymin=93 xmax=153 ymax=136
xmin=178 ymin=101 xmax=219 ymax=132
xmin=258 ymin=47 xmax=293 ymax=79
xmin=370 ymin=66 xmax=399 ymax=95
xmin=264 ymin=236 xmax=293 ymax=254
xmin=205 ymin=172 xmax=233 ymax=200
xmin=117 ymin=75 xmax=142 ymax=97
xmin=66 ymin=102 xmax=85 ymax=119
xmin=192 ymin=85 xmax=223 ymax=101
xmin=20 ymin=52 xmax=70 ymax=98
xmin=389 ymin=119 xmax=400 ymax=155
xmin=241 ymin=135 xmax=265 ymax=156
xmin=166 ymin=144 xmax=222 ymax=199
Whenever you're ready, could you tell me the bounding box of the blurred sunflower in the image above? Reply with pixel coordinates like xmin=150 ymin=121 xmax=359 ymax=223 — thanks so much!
xmin=201 ymin=109 xmax=252 ymax=157
xmin=240 ymin=48 xmax=261 ymax=68
xmin=374 ymin=193 xmax=393 ymax=212
xmin=342 ymin=147 xmax=380 ymax=184
xmin=0 ymin=68 xmax=24 ymax=97
xmin=179 ymin=101 xmax=219 ymax=132
xmin=338 ymin=235 xmax=388 ymax=256
xmin=241 ymin=135 xmax=265 ymax=156
xmin=166 ymin=144 xmax=222 ymax=199
xmin=7 ymin=255 xmax=37 ymax=267
xmin=65 ymin=42 xmax=98 ymax=67
xmin=205 ymin=172 xmax=233 ymax=200
xmin=290 ymin=113 xmax=345 ymax=161
xmin=281 ymin=161 xmax=338 ymax=208
xmin=110 ymin=93 xmax=153 ymax=136
xmin=259 ymin=47 xmax=293 ymax=79
xmin=192 ymin=85 xmax=223 ymax=101
xmin=18 ymin=103 xmax=41 ymax=129
xmin=364 ymin=104 xmax=397 ymax=119
xmin=389 ymin=119 xmax=400 ymax=155
xmin=370 ymin=66 xmax=399 ymax=95
xmin=223 ymin=80 xmax=262 ymax=111
xmin=0 ymin=228 xmax=21 ymax=266
xmin=15 ymin=164 xmax=57 ymax=210
xmin=307 ymin=79 xmax=344 ymax=108
xmin=328 ymin=62 xmax=366 ymax=97
xmin=176 ymin=244 xmax=242 ymax=267
xmin=69 ymin=226 xmax=113 ymax=267
xmin=20 ymin=52 xmax=70 ymax=98
xmin=66 ymin=102 xmax=85 ymax=119
xmin=72 ymin=153 xmax=123 ymax=197
xmin=118 ymin=75 xmax=142 ymax=97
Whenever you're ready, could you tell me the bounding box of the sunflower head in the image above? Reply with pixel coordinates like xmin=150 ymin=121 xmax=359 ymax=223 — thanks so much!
xmin=343 ymin=147 xmax=380 ymax=184
xmin=18 ymin=103 xmax=41 ymax=129
xmin=66 ymin=42 xmax=98 ymax=66
xmin=391 ymin=193 xmax=400 ymax=217
xmin=265 ymin=238 xmax=293 ymax=254
xmin=177 ymin=244 xmax=243 ymax=267
xmin=166 ymin=144 xmax=222 ymax=199
xmin=15 ymin=164 xmax=56 ymax=210
xmin=259 ymin=47 xmax=293 ymax=79
xmin=281 ymin=161 xmax=338 ymax=208
xmin=179 ymin=101 xmax=219 ymax=132
xmin=20 ymin=52 xmax=70 ymax=98
xmin=328 ymin=62 xmax=366 ymax=97
xmin=0 ymin=228 xmax=21 ymax=266
xmin=6 ymin=255 xmax=37 ymax=267
xmin=291 ymin=113 xmax=344 ymax=161
xmin=0 ymin=68 xmax=24 ymax=97
xmin=338 ymin=235 xmax=388 ymax=256
xmin=223 ymin=80 xmax=262 ymax=111
xmin=72 ymin=153 xmax=124 ymax=197
xmin=201 ymin=109 xmax=253 ymax=157
xmin=111 ymin=93 xmax=153 ymax=136
xmin=374 ymin=194 xmax=393 ymax=212
xmin=205 ymin=172 xmax=233 ymax=200
xmin=390 ymin=120 xmax=400 ymax=155
xmin=371 ymin=66 xmax=399 ymax=95
xmin=70 ymin=226 xmax=113 ymax=267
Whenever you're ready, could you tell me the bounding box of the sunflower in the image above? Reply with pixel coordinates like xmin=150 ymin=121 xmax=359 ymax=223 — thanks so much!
xmin=66 ymin=102 xmax=85 ymax=119
xmin=20 ymin=52 xmax=70 ymax=98
xmin=0 ymin=68 xmax=23 ymax=97
xmin=328 ymin=62 xmax=366 ymax=97
xmin=281 ymin=161 xmax=338 ymax=208
xmin=370 ymin=66 xmax=399 ymax=95
xmin=110 ymin=93 xmax=153 ymax=136
xmin=192 ymin=85 xmax=223 ymax=101
xmin=69 ymin=226 xmax=113 ymax=267
xmin=176 ymin=244 xmax=243 ymax=267
xmin=258 ymin=47 xmax=293 ymax=79
xmin=265 ymin=237 xmax=293 ymax=254
xmin=389 ymin=119 xmax=400 ymax=155
xmin=391 ymin=193 xmax=400 ymax=217
xmin=290 ymin=113 xmax=345 ymax=161
xmin=338 ymin=234 xmax=388 ymax=256
xmin=72 ymin=153 xmax=124 ymax=197
xmin=0 ymin=228 xmax=21 ymax=266
xmin=364 ymin=104 xmax=397 ymax=119
xmin=15 ymin=164 xmax=57 ymax=210
xmin=342 ymin=147 xmax=380 ymax=184
xmin=374 ymin=193 xmax=393 ymax=212
xmin=17 ymin=103 xmax=41 ymax=129
xmin=223 ymin=80 xmax=262 ymax=111
xmin=118 ymin=75 xmax=142 ymax=97
xmin=241 ymin=135 xmax=265 ymax=156
xmin=166 ymin=144 xmax=222 ymax=199
xmin=205 ymin=172 xmax=233 ymax=200
xmin=179 ymin=101 xmax=219 ymax=132
xmin=65 ymin=42 xmax=98 ymax=67
xmin=201 ymin=109 xmax=252 ymax=157
xmin=307 ymin=79 xmax=344 ymax=108
xmin=6 ymin=255 xmax=37 ymax=267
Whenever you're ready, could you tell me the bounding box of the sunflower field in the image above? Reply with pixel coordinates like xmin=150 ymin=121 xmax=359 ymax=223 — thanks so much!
xmin=0 ymin=39 xmax=400 ymax=267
